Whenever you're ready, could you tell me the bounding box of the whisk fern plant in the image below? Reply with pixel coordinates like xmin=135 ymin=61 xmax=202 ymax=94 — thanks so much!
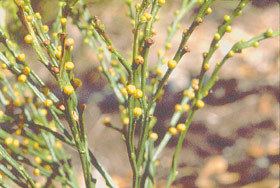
xmin=0 ymin=0 xmax=278 ymax=187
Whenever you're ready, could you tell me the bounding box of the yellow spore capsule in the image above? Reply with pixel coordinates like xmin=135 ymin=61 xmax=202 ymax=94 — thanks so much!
xmin=123 ymin=117 xmax=129 ymax=126
xmin=143 ymin=13 xmax=152 ymax=21
xmin=223 ymin=15 xmax=231 ymax=22
xmin=1 ymin=63 xmax=7 ymax=69
xmin=34 ymin=156 xmax=42 ymax=164
xmin=182 ymin=104 xmax=190 ymax=111
xmin=253 ymin=41 xmax=259 ymax=48
xmin=191 ymin=79 xmax=199 ymax=90
xmin=133 ymin=107 xmax=142 ymax=117
xmin=44 ymin=99 xmax=53 ymax=107
xmin=44 ymin=165 xmax=52 ymax=171
xmin=55 ymin=141 xmax=62 ymax=149
xmin=206 ymin=7 xmax=212 ymax=15
xmin=33 ymin=168 xmax=40 ymax=176
xmin=121 ymin=88 xmax=128 ymax=96
xmin=15 ymin=129 xmax=22 ymax=135
xmin=33 ymin=142 xmax=40 ymax=149
xmin=140 ymin=15 xmax=147 ymax=23
xmin=168 ymin=127 xmax=178 ymax=136
xmin=176 ymin=123 xmax=186 ymax=132
xmin=55 ymin=50 xmax=62 ymax=59
xmin=26 ymin=15 xmax=33 ymax=22
xmin=35 ymin=12 xmax=41 ymax=19
xmin=23 ymin=138 xmax=29 ymax=145
xmin=196 ymin=17 xmax=203 ymax=24
xmin=227 ymin=50 xmax=235 ymax=58
xmin=13 ymin=139 xmax=20 ymax=147
xmin=165 ymin=43 xmax=172 ymax=50
xmin=24 ymin=34 xmax=33 ymax=44
xmin=203 ymin=63 xmax=210 ymax=71
xmin=149 ymin=132 xmax=158 ymax=141
xmin=5 ymin=137 xmax=13 ymax=145
xmin=63 ymin=85 xmax=74 ymax=95
xmin=134 ymin=89 xmax=143 ymax=99
xmin=175 ymin=104 xmax=182 ymax=112
xmin=135 ymin=55 xmax=144 ymax=65
xmin=17 ymin=53 xmax=26 ymax=62
xmin=65 ymin=61 xmax=75 ymax=71
xmin=265 ymin=28 xmax=273 ymax=37
xmin=72 ymin=78 xmax=83 ymax=88
xmin=214 ymin=33 xmax=221 ymax=41
xmin=42 ymin=25 xmax=49 ymax=33
xmin=225 ymin=25 xmax=232 ymax=33
xmin=167 ymin=60 xmax=177 ymax=69
xmin=61 ymin=18 xmax=67 ymax=26
xmin=196 ymin=100 xmax=205 ymax=109
xmin=65 ymin=38 xmax=75 ymax=47
xmin=158 ymin=0 xmax=165 ymax=6
xmin=126 ymin=85 xmax=136 ymax=95
xmin=22 ymin=66 xmax=31 ymax=75
xmin=183 ymin=89 xmax=195 ymax=99
xmin=18 ymin=74 xmax=27 ymax=83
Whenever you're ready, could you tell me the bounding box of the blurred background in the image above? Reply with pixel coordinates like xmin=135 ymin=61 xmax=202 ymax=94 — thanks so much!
xmin=1 ymin=0 xmax=279 ymax=187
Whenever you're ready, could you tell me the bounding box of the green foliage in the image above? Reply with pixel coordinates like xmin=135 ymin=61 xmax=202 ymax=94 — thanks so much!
xmin=0 ymin=0 xmax=278 ymax=187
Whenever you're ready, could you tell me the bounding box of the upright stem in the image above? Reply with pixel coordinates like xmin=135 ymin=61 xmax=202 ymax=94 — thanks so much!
xmin=166 ymin=110 xmax=195 ymax=187
xmin=78 ymin=142 xmax=94 ymax=188
xmin=64 ymin=96 xmax=94 ymax=187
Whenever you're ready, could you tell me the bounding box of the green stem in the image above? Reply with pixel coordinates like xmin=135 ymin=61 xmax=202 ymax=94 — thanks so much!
xmin=166 ymin=110 xmax=195 ymax=187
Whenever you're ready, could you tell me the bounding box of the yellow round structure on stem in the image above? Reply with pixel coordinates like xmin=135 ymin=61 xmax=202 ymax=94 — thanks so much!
xmin=13 ymin=139 xmax=20 ymax=147
xmin=61 ymin=18 xmax=67 ymax=26
xmin=42 ymin=25 xmax=49 ymax=33
xmin=167 ymin=60 xmax=177 ymax=69
xmin=168 ymin=127 xmax=178 ymax=136
xmin=22 ymin=66 xmax=31 ymax=75
xmin=33 ymin=168 xmax=40 ymax=176
xmin=203 ymin=63 xmax=210 ymax=71
xmin=149 ymin=132 xmax=158 ymax=141
xmin=176 ymin=123 xmax=186 ymax=132
xmin=227 ymin=50 xmax=235 ymax=58
xmin=134 ymin=89 xmax=143 ymax=99
xmin=196 ymin=100 xmax=205 ymax=109
xmin=265 ymin=28 xmax=273 ymax=37
xmin=183 ymin=89 xmax=195 ymax=99
xmin=44 ymin=99 xmax=53 ymax=107
xmin=158 ymin=0 xmax=165 ymax=6
xmin=24 ymin=34 xmax=33 ymax=44
xmin=214 ymin=33 xmax=221 ymax=41
xmin=224 ymin=15 xmax=231 ymax=22
xmin=225 ymin=25 xmax=232 ymax=33
xmin=34 ymin=156 xmax=42 ymax=164
xmin=63 ymin=85 xmax=74 ymax=96
xmin=206 ymin=7 xmax=212 ymax=15
xmin=253 ymin=41 xmax=259 ymax=48
xmin=133 ymin=107 xmax=142 ymax=117
xmin=175 ymin=104 xmax=182 ymax=112
xmin=17 ymin=53 xmax=26 ymax=62
xmin=65 ymin=61 xmax=75 ymax=71
xmin=5 ymin=137 xmax=13 ymax=145
xmin=126 ymin=85 xmax=136 ymax=95
xmin=18 ymin=74 xmax=27 ymax=83
xmin=65 ymin=38 xmax=75 ymax=47
xmin=135 ymin=55 xmax=144 ymax=65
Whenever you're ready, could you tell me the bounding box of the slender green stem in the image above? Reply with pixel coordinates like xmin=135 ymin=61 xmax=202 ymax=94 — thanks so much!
xmin=166 ymin=109 xmax=195 ymax=187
